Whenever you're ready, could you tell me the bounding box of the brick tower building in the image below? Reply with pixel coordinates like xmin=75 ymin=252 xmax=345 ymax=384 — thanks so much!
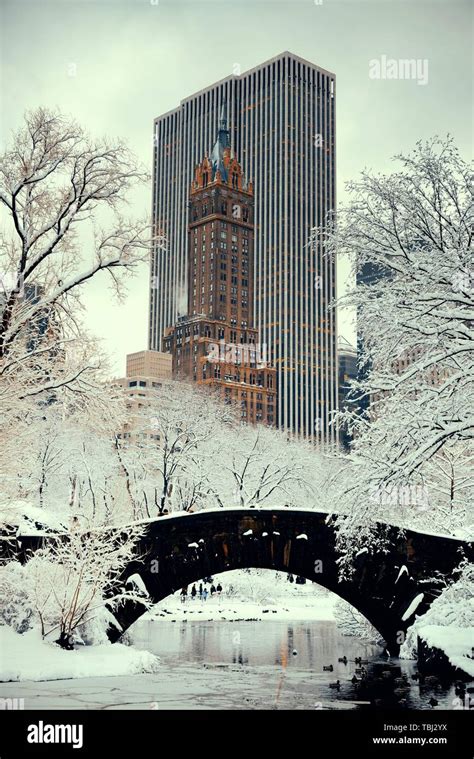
xmin=164 ymin=110 xmax=277 ymax=425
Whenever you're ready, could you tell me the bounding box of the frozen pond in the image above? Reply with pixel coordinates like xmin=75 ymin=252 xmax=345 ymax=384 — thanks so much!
xmin=0 ymin=619 xmax=462 ymax=710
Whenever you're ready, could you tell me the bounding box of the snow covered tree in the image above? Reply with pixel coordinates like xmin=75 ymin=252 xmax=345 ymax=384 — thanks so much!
xmin=0 ymin=375 xmax=135 ymax=522
xmin=0 ymin=107 xmax=151 ymax=420
xmin=313 ymin=137 xmax=473 ymax=560
xmin=0 ymin=109 xmax=162 ymax=648
xmin=115 ymin=380 xmax=235 ymax=516
xmin=0 ymin=106 xmax=156 ymax=528
xmin=112 ymin=380 xmax=325 ymax=516
xmin=209 ymin=424 xmax=315 ymax=509
xmin=418 ymin=442 xmax=474 ymax=535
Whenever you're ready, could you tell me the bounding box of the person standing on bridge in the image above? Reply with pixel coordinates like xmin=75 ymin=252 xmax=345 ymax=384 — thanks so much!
xmin=203 ymin=588 xmax=208 ymax=602
xmin=191 ymin=584 xmax=197 ymax=600
xmin=180 ymin=587 xmax=188 ymax=603
xmin=199 ymin=583 xmax=203 ymax=600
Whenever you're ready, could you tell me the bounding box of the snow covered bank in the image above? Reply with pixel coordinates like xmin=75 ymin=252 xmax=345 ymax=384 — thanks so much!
xmin=417 ymin=626 xmax=474 ymax=678
xmin=0 ymin=626 xmax=160 ymax=683
xmin=400 ymin=559 xmax=474 ymax=677
xmin=145 ymin=595 xmax=337 ymax=623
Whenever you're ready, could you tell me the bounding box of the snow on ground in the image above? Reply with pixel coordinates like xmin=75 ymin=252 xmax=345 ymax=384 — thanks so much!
xmin=418 ymin=626 xmax=474 ymax=678
xmin=145 ymin=568 xmax=338 ymax=623
xmin=147 ymin=595 xmax=337 ymax=623
xmin=0 ymin=626 xmax=160 ymax=683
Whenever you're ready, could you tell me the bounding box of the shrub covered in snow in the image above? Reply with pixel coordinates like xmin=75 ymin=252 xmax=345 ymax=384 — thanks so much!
xmin=0 ymin=561 xmax=34 ymax=633
xmin=334 ymin=599 xmax=385 ymax=645
xmin=0 ymin=519 xmax=150 ymax=648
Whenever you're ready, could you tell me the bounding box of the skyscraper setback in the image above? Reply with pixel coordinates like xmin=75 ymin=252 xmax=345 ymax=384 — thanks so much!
xmin=150 ymin=51 xmax=337 ymax=441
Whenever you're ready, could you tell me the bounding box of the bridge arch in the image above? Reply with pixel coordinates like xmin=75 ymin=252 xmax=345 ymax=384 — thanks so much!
xmin=108 ymin=509 xmax=471 ymax=654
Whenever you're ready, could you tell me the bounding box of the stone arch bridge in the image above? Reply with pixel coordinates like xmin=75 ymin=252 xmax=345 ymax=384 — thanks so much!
xmin=104 ymin=508 xmax=471 ymax=654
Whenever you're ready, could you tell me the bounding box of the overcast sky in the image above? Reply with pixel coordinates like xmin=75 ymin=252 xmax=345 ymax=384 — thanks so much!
xmin=1 ymin=0 xmax=472 ymax=375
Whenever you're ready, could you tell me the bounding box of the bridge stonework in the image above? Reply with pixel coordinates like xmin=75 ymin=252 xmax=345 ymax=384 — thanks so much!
xmin=108 ymin=509 xmax=472 ymax=654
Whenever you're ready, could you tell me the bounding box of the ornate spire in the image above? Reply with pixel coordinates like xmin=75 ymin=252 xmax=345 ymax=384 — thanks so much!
xmin=211 ymin=101 xmax=231 ymax=181
xmin=218 ymin=102 xmax=228 ymax=132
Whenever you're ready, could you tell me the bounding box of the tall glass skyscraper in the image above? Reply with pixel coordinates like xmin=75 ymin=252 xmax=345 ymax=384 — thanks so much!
xmin=150 ymin=51 xmax=337 ymax=442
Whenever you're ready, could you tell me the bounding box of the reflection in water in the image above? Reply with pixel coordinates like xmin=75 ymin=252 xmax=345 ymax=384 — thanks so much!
xmin=131 ymin=619 xmax=463 ymax=710
xmin=134 ymin=618 xmax=373 ymax=668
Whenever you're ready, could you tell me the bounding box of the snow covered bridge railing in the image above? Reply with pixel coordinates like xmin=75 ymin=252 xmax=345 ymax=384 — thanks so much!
xmin=105 ymin=508 xmax=472 ymax=654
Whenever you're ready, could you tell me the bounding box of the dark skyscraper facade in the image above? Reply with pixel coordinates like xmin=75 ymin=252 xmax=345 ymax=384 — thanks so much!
xmin=150 ymin=51 xmax=337 ymax=442
xmin=337 ymin=336 xmax=357 ymax=450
